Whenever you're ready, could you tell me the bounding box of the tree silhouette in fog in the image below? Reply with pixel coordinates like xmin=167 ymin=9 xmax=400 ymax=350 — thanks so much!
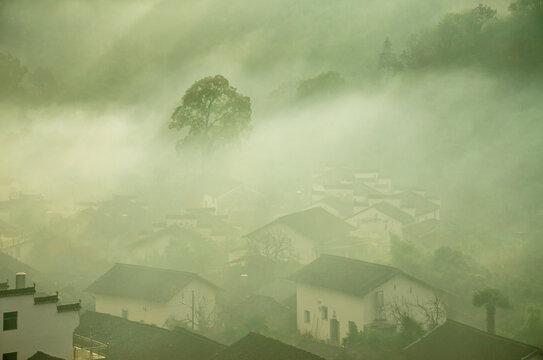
xmin=169 ymin=75 xmax=251 ymax=153
xmin=472 ymin=288 xmax=511 ymax=334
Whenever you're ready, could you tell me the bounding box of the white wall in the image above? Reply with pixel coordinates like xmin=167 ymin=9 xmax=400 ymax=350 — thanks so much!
xmin=297 ymin=283 xmax=366 ymax=342
xmin=250 ymin=223 xmax=316 ymax=264
xmin=0 ymin=294 xmax=79 ymax=360
xmin=94 ymin=280 xmax=216 ymax=329
xmin=346 ymin=208 xmax=404 ymax=241
xmin=296 ymin=274 xmax=444 ymax=344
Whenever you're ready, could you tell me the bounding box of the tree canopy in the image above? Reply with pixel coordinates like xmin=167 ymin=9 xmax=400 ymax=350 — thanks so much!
xmin=169 ymin=75 xmax=251 ymax=152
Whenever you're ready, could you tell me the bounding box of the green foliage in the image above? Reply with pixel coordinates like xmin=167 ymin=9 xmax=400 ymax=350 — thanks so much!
xmin=509 ymin=0 xmax=543 ymax=14
xmin=0 ymin=52 xmax=27 ymax=97
xmin=472 ymin=288 xmax=511 ymax=309
xmin=515 ymin=307 xmax=543 ymax=347
xmin=170 ymin=75 xmax=251 ymax=152
xmin=296 ymin=71 xmax=345 ymax=100
xmin=473 ymin=288 xmax=511 ymax=334
xmin=378 ymin=37 xmax=403 ymax=76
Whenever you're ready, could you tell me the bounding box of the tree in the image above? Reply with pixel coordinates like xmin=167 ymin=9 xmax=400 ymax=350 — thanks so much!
xmin=169 ymin=75 xmax=251 ymax=152
xmin=509 ymin=0 xmax=543 ymax=14
xmin=378 ymin=37 xmax=402 ymax=76
xmin=247 ymin=231 xmax=296 ymax=261
xmin=296 ymin=71 xmax=345 ymax=99
xmin=0 ymin=52 xmax=27 ymax=97
xmin=472 ymin=288 xmax=511 ymax=334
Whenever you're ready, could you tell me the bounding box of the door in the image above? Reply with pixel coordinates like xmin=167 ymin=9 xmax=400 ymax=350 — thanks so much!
xmin=330 ymin=318 xmax=340 ymax=344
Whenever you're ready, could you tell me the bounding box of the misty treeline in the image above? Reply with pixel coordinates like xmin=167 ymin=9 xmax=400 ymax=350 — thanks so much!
xmin=1 ymin=0 xmax=543 ymax=354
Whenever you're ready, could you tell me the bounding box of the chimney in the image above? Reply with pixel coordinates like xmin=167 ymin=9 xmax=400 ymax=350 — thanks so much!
xmin=16 ymin=272 xmax=26 ymax=289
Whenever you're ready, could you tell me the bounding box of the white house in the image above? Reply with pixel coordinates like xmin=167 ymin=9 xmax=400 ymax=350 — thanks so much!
xmin=245 ymin=207 xmax=355 ymax=264
xmin=289 ymin=255 xmax=446 ymax=345
xmin=87 ymin=263 xmax=219 ymax=329
xmin=0 ymin=273 xmax=80 ymax=360
xmin=346 ymin=201 xmax=415 ymax=243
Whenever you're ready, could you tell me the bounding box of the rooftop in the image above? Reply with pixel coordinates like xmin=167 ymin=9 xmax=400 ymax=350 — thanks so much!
xmin=403 ymin=319 xmax=542 ymax=360
xmin=76 ymin=311 xmax=225 ymax=360
xmin=216 ymin=332 xmax=325 ymax=360
xmin=289 ymin=255 xmax=435 ymax=298
xmin=246 ymin=207 xmax=354 ymax=243
xmin=350 ymin=201 xmax=415 ymax=225
xmin=86 ymin=263 xmax=219 ymax=303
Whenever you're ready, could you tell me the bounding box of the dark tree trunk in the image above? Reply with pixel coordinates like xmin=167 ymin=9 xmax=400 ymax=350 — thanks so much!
xmin=486 ymin=305 xmax=496 ymax=334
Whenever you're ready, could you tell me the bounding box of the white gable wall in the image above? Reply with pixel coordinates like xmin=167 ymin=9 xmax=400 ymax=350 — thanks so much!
xmin=0 ymin=294 xmax=79 ymax=360
xmin=346 ymin=208 xmax=404 ymax=241
xmin=296 ymin=274 xmax=444 ymax=344
xmin=250 ymin=223 xmax=317 ymax=264
xmin=94 ymin=279 xmax=216 ymax=329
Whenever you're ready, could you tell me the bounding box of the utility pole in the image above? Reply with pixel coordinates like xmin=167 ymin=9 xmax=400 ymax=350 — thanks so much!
xmin=191 ymin=290 xmax=195 ymax=330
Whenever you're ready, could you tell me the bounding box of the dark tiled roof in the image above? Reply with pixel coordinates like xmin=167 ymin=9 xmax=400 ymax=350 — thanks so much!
xmin=86 ymin=263 xmax=218 ymax=303
xmin=351 ymin=202 xmax=415 ymax=225
xmin=399 ymin=191 xmax=440 ymax=216
xmin=0 ymin=281 xmax=8 ymax=290
xmin=312 ymin=196 xmax=353 ymax=218
xmin=57 ymin=302 xmax=81 ymax=313
xmin=403 ymin=319 xmax=542 ymax=360
xmin=34 ymin=293 xmax=59 ymax=304
xmin=216 ymin=332 xmax=325 ymax=360
xmin=247 ymin=207 xmax=354 ymax=243
xmin=76 ymin=311 xmax=225 ymax=360
xmin=27 ymin=351 xmax=64 ymax=360
xmin=289 ymin=255 xmax=435 ymax=298
xmin=0 ymin=285 xmax=36 ymax=298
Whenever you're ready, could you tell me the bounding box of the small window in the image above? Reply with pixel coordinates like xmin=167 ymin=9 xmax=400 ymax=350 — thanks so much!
xmin=304 ymin=310 xmax=311 ymax=323
xmin=121 ymin=309 xmax=128 ymax=319
xmin=3 ymin=353 xmax=17 ymax=360
xmin=3 ymin=312 xmax=17 ymax=331
xmin=321 ymin=306 xmax=328 ymax=320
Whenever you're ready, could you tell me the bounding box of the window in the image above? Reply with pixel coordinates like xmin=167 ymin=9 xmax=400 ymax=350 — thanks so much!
xmin=3 ymin=353 xmax=17 ymax=360
xmin=304 ymin=310 xmax=311 ymax=323
xmin=321 ymin=306 xmax=328 ymax=320
xmin=3 ymin=312 xmax=17 ymax=331
xmin=121 ymin=309 xmax=128 ymax=319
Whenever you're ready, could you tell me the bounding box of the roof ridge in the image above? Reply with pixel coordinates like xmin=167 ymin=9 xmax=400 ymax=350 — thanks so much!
xmin=318 ymin=254 xmax=402 ymax=272
xmin=174 ymin=326 xmax=226 ymax=346
xmin=113 ymin=262 xmax=199 ymax=277
xmin=445 ymin=319 xmax=543 ymax=351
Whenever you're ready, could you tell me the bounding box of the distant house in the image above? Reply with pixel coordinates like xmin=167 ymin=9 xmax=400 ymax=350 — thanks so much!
xmin=125 ymin=225 xmax=210 ymax=260
xmin=203 ymin=182 xmax=264 ymax=216
xmin=75 ymin=311 xmax=225 ymax=360
xmin=27 ymin=351 xmax=65 ymax=360
xmin=397 ymin=191 xmax=440 ymax=222
xmin=346 ymin=201 xmax=415 ymax=242
xmin=306 ymin=196 xmax=353 ymax=218
xmin=289 ymin=255 xmax=445 ymax=345
xmin=403 ymin=319 xmax=543 ymax=360
xmin=86 ymin=263 xmax=219 ymax=329
xmin=0 ymin=273 xmax=80 ymax=360
xmin=402 ymin=218 xmax=440 ymax=245
xmin=245 ymin=207 xmax=355 ymax=264
xmin=166 ymin=209 xmax=240 ymax=242
xmin=216 ymin=332 xmax=325 ymax=360
xmin=0 ymin=219 xmax=32 ymax=262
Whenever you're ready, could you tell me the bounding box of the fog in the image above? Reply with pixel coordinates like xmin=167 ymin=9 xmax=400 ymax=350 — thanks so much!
xmin=1 ymin=0 xmax=543 ymax=358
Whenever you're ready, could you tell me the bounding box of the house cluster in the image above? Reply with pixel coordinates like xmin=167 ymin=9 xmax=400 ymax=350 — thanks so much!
xmin=1 ymin=167 xmax=539 ymax=360
xmin=310 ymin=167 xmax=441 ymax=252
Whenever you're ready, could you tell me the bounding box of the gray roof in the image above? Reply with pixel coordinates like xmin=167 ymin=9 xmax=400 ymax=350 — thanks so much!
xmin=351 ymin=201 xmax=415 ymax=225
xmin=246 ymin=207 xmax=354 ymax=243
xmin=76 ymin=311 xmax=225 ymax=360
xmin=216 ymin=332 xmax=325 ymax=360
xmin=403 ymin=319 xmax=542 ymax=360
xmin=289 ymin=255 xmax=434 ymax=298
xmin=86 ymin=263 xmax=218 ymax=303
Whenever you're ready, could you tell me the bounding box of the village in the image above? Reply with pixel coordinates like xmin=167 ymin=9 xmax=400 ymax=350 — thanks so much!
xmin=1 ymin=166 xmax=540 ymax=360
xmin=2 ymin=0 xmax=543 ymax=358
